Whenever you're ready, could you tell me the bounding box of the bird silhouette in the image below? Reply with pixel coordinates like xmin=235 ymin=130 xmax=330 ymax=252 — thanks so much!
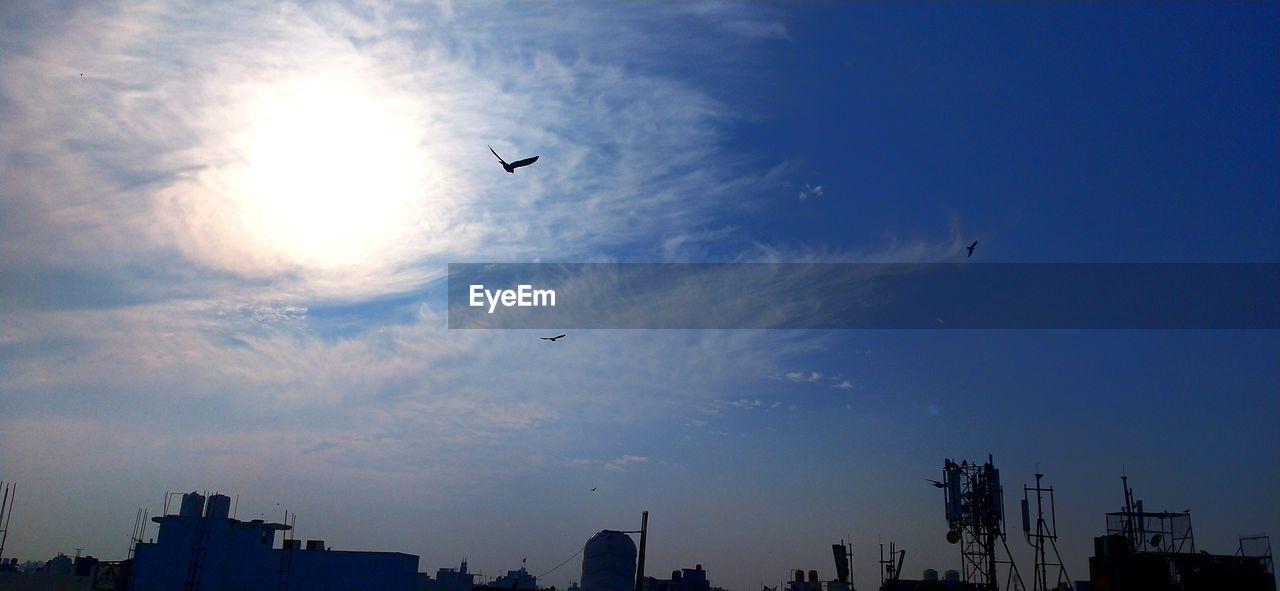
xmin=541 ymin=334 xmax=566 ymax=341
xmin=927 ymin=479 xmax=947 ymax=488
xmin=590 ymin=487 xmax=597 ymax=492
xmin=966 ymin=241 xmax=978 ymax=257
xmin=489 ymin=145 xmax=539 ymax=173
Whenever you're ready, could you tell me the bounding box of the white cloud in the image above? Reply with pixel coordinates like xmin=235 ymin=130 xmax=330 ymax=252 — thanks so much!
xmin=606 ymin=455 xmax=650 ymax=471
xmin=784 ymin=371 xmax=823 ymax=383
xmin=832 ymin=380 xmax=853 ymax=390
xmin=0 ymin=1 xmax=780 ymax=302
xmin=798 ymin=184 xmax=824 ymax=200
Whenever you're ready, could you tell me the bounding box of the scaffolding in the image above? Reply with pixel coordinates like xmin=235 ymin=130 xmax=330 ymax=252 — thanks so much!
xmin=1105 ymin=476 xmax=1195 ymax=555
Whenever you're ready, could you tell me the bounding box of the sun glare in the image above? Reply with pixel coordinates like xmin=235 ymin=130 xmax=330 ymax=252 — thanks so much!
xmin=226 ymin=73 xmax=428 ymax=271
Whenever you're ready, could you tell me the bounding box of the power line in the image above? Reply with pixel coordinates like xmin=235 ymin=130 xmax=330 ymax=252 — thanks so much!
xmin=537 ymin=542 xmax=586 ymax=578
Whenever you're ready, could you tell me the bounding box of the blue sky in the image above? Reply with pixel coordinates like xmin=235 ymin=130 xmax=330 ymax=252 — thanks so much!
xmin=0 ymin=2 xmax=1276 ymax=590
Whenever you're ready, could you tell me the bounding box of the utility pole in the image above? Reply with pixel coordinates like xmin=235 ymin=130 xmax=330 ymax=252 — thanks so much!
xmin=634 ymin=511 xmax=648 ymax=591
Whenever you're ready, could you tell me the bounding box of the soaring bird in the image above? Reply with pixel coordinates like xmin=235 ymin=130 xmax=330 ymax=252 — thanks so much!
xmin=489 ymin=145 xmax=539 ymax=173
xmin=966 ymin=241 xmax=978 ymax=257
xmin=927 ymin=479 xmax=947 ymax=488
xmin=541 ymin=334 xmax=566 ymax=341
xmin=591 ymin=487 xmax=597 ymax=492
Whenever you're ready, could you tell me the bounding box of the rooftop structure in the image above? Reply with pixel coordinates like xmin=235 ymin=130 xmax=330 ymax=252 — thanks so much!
xmin=130 ymin=491 xmax=418 ymax=591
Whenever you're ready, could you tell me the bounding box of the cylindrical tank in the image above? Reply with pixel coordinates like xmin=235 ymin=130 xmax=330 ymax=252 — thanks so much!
xmin=580 ymin=530 xmax=636 ymax=591
xmin=922 ymin=569 xmax=938 ymax=582
xmin=206 ymin=494 xmax=231 ymax=519
xmin=807 ymin=570 xmax=818 ymax=583
xmin=944 ymin=570 xmax=960 ymax=583
xmin=179 ymin=492 xmax=205 ymax=517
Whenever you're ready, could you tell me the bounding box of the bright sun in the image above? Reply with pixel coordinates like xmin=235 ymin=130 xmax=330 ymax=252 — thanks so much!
xmin=226 ymin=72 xmax=428 ymax=271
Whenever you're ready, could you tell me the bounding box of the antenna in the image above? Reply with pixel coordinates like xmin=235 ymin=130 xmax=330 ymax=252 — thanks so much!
xmin=939 ymin=457 xmax=1024 ymax=590
xmin=1023 ymin=472 xmax=1071 ymax=590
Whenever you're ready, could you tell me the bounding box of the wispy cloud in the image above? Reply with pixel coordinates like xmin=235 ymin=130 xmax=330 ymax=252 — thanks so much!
xmin=606 ymin=455 xmax=650 ymax=471
xmin=1 ymin=1 xmax=784 ymax=303
xmin=784 ymin=371 xmax=824 ymax=383
xmin=832 ymin=380 xmax=853 ymax=390
xmin=798 ymin=184 xmax=824 ymax=200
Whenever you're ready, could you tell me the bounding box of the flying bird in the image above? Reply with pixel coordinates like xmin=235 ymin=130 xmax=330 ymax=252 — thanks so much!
xmin=541 ymin=334 xmax=566 ymax=341
xmin=966 ymin=241 xmax=978 ymax=257
xmin=591 ymin=487 xmax=597 ymax=492
xmin=489 ymin=145 xmax=539 ymax=173
xmin=927 ymin=479 xmax=947 ymax=489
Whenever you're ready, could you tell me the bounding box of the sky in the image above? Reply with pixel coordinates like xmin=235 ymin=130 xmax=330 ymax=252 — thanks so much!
xmin=0 ymin=1 xmax=1277 ymax=589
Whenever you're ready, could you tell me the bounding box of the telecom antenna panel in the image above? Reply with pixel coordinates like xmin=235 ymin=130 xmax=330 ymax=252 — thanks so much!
xmin=939 ymin=456 xmax=1023 ymax=591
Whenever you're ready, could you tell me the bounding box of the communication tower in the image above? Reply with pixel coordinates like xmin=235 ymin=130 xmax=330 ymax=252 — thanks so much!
xmin=939 ymin=456 xmax=1024 ymax=591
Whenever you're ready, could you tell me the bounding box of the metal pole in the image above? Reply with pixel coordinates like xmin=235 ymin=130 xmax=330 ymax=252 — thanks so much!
xmin=0 ymin=483 xmax=14 ymax=564
xmin=1035 ymin=473 xmax=1047 ymax=591
xmin=634 ymin=511 xmax=648 ymax=591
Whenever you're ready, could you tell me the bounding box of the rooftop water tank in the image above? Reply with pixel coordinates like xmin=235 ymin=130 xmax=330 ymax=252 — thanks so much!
xmin=944 ymin=570 xmax=960 ymax=583
xmin=179 ymin=492 xmax=205 ymax=517
xmin=922 ymin=569 xmax=938 ymax=582
xmin=206 ymin=494 xmax=231 ymax=519
xmin=580 ymin=530 xmax=636 ymax=591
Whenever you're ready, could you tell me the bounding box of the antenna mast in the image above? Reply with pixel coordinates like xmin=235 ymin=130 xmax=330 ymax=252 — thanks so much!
xmin=1022 ymin=472 xmax=1071 ymax=590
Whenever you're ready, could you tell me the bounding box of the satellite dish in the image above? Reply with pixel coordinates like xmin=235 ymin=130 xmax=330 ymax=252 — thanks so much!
xmin=946 ymin=530 xmax=961 ymax=544
xmin=1150 ymin=535 xmax=1162 ymax=547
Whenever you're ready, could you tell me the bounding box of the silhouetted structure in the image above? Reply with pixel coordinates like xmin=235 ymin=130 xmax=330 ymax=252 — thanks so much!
xmin=483 ymin=565 xmax=538 ymax=590
xmin=939 ymin=457 xmax=1023 ymax=591
xmin=1021 ymin=473 xmax=1072 ymax=590
xmin=581 ymin=531 xmax=637 ymax=591
xmin=0 ymin=481 xmax=15 ymax=565
xmin=0 ymin=553 xmax=115 ymax=590
xmin=643 ymin=564 xmax=710 ymax=591
xmin=420 ymin=560 xmax=476 ymax=591
xmin=130 ymin=492 xmax=418 ymax=591
xmin=876 ymin=541 xmax=978 ymax=591
xmin=1086 ymin=478 xmax=1275 ymax=591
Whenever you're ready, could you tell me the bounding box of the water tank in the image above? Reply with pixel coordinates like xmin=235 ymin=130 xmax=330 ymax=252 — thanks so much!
xmin=179 ymin=492 xmax=205 ymax=517
xmin=943 ymin=570 xmax=960 ymax=583
xmin=807 ymin=570 xmax=818 ymax=583
xmin=794 ymin=570 xmax=804 ymax=582
xmin=206 ymin=494 xmax=231 ymax=519
xmin=922 ymin=569 xmax=938 ymax=582
xmin=306 ymin=540 xmax=325 ymax=550
xmin=580 ymin=530 xmax=636 ymax=591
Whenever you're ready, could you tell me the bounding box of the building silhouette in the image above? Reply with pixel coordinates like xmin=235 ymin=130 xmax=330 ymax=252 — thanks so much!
xmin=129 ymin=492 xmax=417 ymax=591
